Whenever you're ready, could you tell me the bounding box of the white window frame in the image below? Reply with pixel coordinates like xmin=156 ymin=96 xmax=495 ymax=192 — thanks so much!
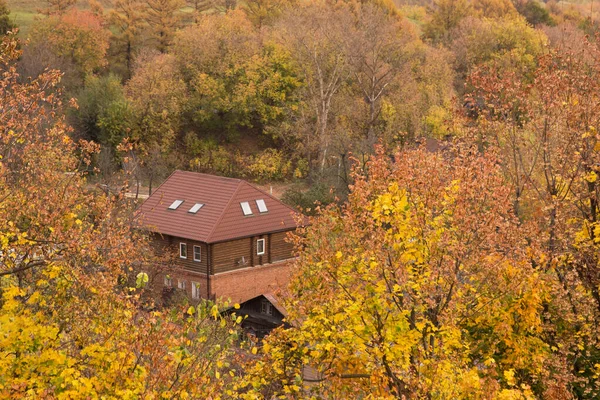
xmin=164 ymin=275 xmax=172 ymax=287
xmin=168 ymin=200 xmax=184 ymax=210
xmin=177 ymin=280 xmax=186 ymax=290
xmin=256 ymin=199 xmax=268 ymax=213
xmin=257 ymin=238 xmax=265 ymax=255
xmin=188 ymin=203 xmax=204 ymax=213
xmin=180 ymin=242 xmax=187 ymax=259
xmin=193 ymin=245 xmax=201 ymax=262
xmin=192 ymin=282 xmax=201 ymax=299
xmin=261 ymin=301 xmax=273 ymax=316
xmin=240 ymin=201 xmax=253 ymax=216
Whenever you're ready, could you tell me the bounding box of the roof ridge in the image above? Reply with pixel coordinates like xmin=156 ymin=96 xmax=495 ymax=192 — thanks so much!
xmin=205 ymin=179 xmax=244 ymax=243
xmin=135 ymin=169 xmax=178 ymax=214
xmin=176 ymin=170 xmax=242 ymax=182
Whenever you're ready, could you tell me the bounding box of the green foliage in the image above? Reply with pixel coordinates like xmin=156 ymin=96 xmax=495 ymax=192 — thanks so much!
xmin=172 ymin=12 xmax=302 ymax=140
xmin=423 ymin=104 xmax=453 ymax=138
xmin=450 ymin=14 xmax=547 ymax=90
xmin=135 ymin=271 xmax=149 ymax=288
xmin=27 ymin=10 xmax=109 ymax=85
xmin=245 ymin=148 xmax=291 ymax=181
xmin=125 ymin=53 xmax=186 ymax=153
xmin=97 ymin=100 xmax=133 ymax=148
xmin=423 ymin=0 xmax=472 ymax=42
xmin=281 ymin=182 xmax=335 ymax=214
xmin=70 ymin=74 xmax=131 ymax=148
xmin=186 ymin=133 xmax=242 ymax=176
xmin=515 ymin=0 xmax=555 ymax=26
xmin=0 ymin=0 xmax=15 ymax=35
xmin=243 ymin=148 xmax=552 ymax=398
xmin=185 ymin=133 xmax=293 ymax=180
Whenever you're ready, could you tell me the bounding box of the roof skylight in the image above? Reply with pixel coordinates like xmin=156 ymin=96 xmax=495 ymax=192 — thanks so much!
xmin=256 ymin=199 xmax=268 ymax=213
xmin=168 ymin=200 xmax=184 ymax=210
xmin=240 ymin=201 xmax=253 ymax=216
xmin=188 ymin=203 xmax=204 ymax=214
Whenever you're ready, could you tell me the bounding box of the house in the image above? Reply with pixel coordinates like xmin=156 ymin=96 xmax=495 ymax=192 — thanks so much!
xmin=137 ymin=170 xmax=303 ymax=303
xmin=230 ymin=293 xmax=290 ymax=338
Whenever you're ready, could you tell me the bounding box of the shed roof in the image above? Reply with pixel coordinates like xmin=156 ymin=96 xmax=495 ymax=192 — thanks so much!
xmin=136 ymin=170 xmax=302 ymax=243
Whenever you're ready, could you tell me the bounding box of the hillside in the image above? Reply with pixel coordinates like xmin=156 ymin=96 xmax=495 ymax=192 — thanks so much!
xmin=2 ymin=0 xmax=600 ymax=397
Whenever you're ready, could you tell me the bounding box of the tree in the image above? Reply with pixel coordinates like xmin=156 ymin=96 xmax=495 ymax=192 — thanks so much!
xmin=69 ymin=74 xmax=132 ymax=148
xmin=423 ymin=0 xmax=472 ymax=43
xmin=468 ymin=42 xmax=600 ymax=398
xmin=276 ymin=2 xmax=354 ymax=174
xmin=145 ymin=0 xmax=183 ymax=52
xmin=472 ymin=0 xmax=517 ymax=18
xmin=0 ymin=33 xmax=242 ymax=398
xmin=171 ymin=11 xmax=302 ymax=141
xmin=25 ymin=10 xmax=110 ymax=88
xmin=0 ymin=0 xmax=15 ymax=35
xmin=347 ymin=4 xmax=415 ymax=141
xmin=40 ymin=0 xmax=77 ymax=15
xmin=514 ymin=0 xmax=555 ymax=26
xmin=212 ymin=0 xmax=237 ymax=13
xmin=242 ymin=0 xmax=289 ymax=27
xmin=185 ymin=0 xmax=211 ymax=23
xmin=126 ymin=52 xmax=186 ymax=194
xmin=450 ymin=15 xmax=547 ymax=93
xmin=109 ymin=0 xmax=146 ymax=78
xmin=241 ymin=146 xmax=557 ymax=398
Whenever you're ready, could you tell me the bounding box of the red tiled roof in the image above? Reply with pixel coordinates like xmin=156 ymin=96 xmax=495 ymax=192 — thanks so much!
xmin=137 ymin=171 xmax=302 ymax=243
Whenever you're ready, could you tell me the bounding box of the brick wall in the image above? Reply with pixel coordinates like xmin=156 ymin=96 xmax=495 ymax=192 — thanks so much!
xmin=154 ymin=260 xmax=294 ymax=305
xmin=154 ymin=269 xmax=209 ymax=300
xmin=210 ymin=260 xmax=294 ymax=304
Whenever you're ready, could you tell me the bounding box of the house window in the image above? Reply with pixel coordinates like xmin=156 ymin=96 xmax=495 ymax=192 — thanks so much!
xmin=178 ymin=280 xmax=186 ymax=290
xmin=192 ymin=282 xmax=201 ymax=299
xmin=257 ymin=238 xmax=265 ymax=255
xmin=188 ymin=203 xmax=204 ymax=213
xmin=256 ymin=199 xmax=268 ymax=213
xmin=261 ymin=300 xmax=273 ymax=316
xmin=164 ymin=275 xmax=172 ymax=287
xmin=193 ymin=245 xmax=201 ymax=262
xmin=180 ymin=242 xmax=187 ymax=259
xmin=240 ymin=201 xmax=253 ymax=216
xmin=168 ymin=200 xmax=184 ymax=210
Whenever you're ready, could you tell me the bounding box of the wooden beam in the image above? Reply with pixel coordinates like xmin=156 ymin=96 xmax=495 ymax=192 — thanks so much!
xmin=267 ymin=233 xmax=272 ymax=264
xmin=250 ymin=237 xmax=254 ymax=267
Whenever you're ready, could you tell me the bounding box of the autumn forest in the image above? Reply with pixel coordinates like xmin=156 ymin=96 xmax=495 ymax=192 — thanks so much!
xmin=2 ymin=0 xmax=600 ymax=397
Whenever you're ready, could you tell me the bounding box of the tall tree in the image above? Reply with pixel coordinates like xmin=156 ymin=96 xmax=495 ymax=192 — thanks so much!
xmin=109 ymin=0 xmax=145 ymax=78
xmin=241 ymin=146 xmax=556 ymax=398
xmin=276 ymin=2 xmax=353 ymax=174
xmin=450 ymin=15 xmax=546 ymax=91
xmin=171 ymin=11 xmax=301 ymax=141
xmin=145 ymin=0 xmax=183 ymax=52
xmin=423 ymin=0 xmax=472 ymax=43
xmin=25 ymin=10 xmax=110 ymax=88
xmin=40 ymin=0 xmax=77 ymax=15
xmin=185 ymin=0 xmax=211 ymax=23
xmin=469 ymin=42 xmax=600 ymax=398
xmin=0 ymin=0 xmax=15 ymax=35
xmin=126 ymin=52 xmax=186 ymax=194
xmin=347 ymin=4 xmax=414 ymax=141
xmin=0 ymin=33 xmax=241 ymax=398
xmin=242 ymin=0 xmax=289 ymax=27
